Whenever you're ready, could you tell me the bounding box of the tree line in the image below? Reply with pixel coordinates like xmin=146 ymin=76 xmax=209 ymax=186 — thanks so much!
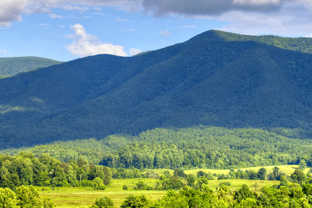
xmin=0 ymin=152 xmax=112 ymax=190
xmin=2 ymin=127 xmax=312 ymax=170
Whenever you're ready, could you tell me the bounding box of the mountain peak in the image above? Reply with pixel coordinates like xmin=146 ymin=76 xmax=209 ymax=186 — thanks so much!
xmin=1 ymin=31 xmax=312 ymax=148
xmin=188 ymin=30 xmax=312 ymax=54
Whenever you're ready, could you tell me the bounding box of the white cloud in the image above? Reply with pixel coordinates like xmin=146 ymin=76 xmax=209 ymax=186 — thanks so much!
xmin=38 ymin=23 xmax=48 ymax=26
xmin=303 ymin=34 xmax=312 ymax=38
xmin=160 ymin=30 xmax=171 ymax=37
xmin=49 ymin=13 xmax=63 ymax=18
xmin=0 ymin=49 xmax=7 ymax=54
xmin=1 ymin=0 xmax=312 ymax=36
xmin=65 ymin=24 xmax=127 ymax=57
xmin=62 ymin=5 xmax=88 ymax=11
xmin=181 ymin=25 xmax=198 ymax=28
xmin=216 ymin=2 xmax=312 ymax=35
xmin=83 ymin=16 xmax=92 ymax=18
xmin=129 ymin=48 xmax=141 ymax=56
xmin=94 ymin=6 xmax=102 ymax=11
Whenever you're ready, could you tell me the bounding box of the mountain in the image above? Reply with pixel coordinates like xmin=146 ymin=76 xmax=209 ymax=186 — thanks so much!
xmin=0 ymin=56 xmax=62 ymax=77
xmin=1 ymin=30 xmax=312 ymax=148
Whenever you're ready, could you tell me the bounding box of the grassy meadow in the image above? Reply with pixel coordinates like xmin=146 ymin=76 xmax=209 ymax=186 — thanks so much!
xmin=39 ymin=178 xmax=166 ymax=208
xmin=39 ymin=178 xmax=279 ymax=208
xmin=37 ymin=165 xmax=308 ymax=207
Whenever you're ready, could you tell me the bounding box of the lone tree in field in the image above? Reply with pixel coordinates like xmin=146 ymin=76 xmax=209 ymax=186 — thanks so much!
xmin=299 ymin=159 xmax=307 ymax=170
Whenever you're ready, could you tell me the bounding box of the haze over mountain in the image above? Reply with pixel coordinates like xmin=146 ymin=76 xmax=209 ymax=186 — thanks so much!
xmin=0 ymin=57 xmax=61 ymax=77
xmin=1 ymin=30 xmax=312 ymax=148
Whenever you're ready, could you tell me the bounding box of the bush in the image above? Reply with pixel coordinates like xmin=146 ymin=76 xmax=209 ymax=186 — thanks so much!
xmin=219 ymin=182 xmax=231 ymax=187
xmin=79 ymin=179 xmax=94 ymax=187
xmin=123 ymin=185 xmax=128 ymax=190
xmin=120 ymin=195 xmax=150 ymax=208
xmin=92 ymin=177 xmax=106 ymax=190
xmin=91 ymin=196 xmax=114 ymax=208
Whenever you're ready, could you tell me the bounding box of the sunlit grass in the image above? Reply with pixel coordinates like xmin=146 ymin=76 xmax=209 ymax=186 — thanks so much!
xmin=183 ymin=165 xmax=310 ymax=176
xmin=38 ymin=174 xmax=284 ymax=207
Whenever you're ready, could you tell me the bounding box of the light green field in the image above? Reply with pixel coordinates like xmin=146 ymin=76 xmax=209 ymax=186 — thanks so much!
xmin=184 ymin=165 xmax=310 ymax=176
xmin=39 ymin=178 xmax=280 ymax=207
xmin=38 ymin=165 xmax=308 ymax=207
xmin=151 ymin=165 xmax=309 ymax=177
xmin=39 ymin=178 xmax=166 ymax=208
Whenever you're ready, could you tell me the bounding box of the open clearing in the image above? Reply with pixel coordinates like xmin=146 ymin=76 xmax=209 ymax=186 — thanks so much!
xmin=39 ymin=165 xmax=308 ymax=207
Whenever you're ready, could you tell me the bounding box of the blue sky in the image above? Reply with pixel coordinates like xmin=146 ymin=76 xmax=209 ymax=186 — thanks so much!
xmin=1 ymin=0 xmax=312 ymax=61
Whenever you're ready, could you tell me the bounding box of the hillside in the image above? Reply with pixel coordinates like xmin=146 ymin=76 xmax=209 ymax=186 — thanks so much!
xmin=0 ymin=56 xmax=61 ymax=77
xmin=1 ymin=30 xmax=312 ymax=148
xmin=2 ymin=126 xmax=312 ymax=169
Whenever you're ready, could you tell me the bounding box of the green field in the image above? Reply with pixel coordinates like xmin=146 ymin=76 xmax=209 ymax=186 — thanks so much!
xmin=151 ymin=165 xmax=309 ymax=177
xmin=39 ymin=178 xmax=282 ymax=207
xmin=39 ymin=178 xmax=166 ymax=208
xmin=39 ymin=178 xmax=280 ymax=207
xmin=37 ymin=165 xmax=307 ymax=207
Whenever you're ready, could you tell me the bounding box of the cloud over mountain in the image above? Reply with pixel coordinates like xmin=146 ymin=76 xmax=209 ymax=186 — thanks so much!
xmin=65 ymin=24 xmax=127 ymax=57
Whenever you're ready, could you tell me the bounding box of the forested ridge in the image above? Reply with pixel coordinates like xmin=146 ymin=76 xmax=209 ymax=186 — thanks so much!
xmin=0 ymin=56 xmax=61 ymax=77
xmin=2 ymin=126 xmax=312 ymax=170
xmin=1 ymin=31 xmax=312 ymax=148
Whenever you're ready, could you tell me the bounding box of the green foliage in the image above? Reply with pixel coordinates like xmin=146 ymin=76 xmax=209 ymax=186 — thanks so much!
xmin=15 ymin=185 xmax=55 ymax=208
xmin=193 ymin=30 xmax=312 ymax=54
xmin=160 ymin=175 xmax=184 ymax=190
xmin=300 ymin=159 xmax=307 ymax=170
xmin=0 ymin=188 xmax=16 ymax=208
xmin=0 ymin=57 xmax=61 ymax=76
xmin=91 ymin=196 xmax=114 ymax=208
xmin=92 ymin=177 xmax=106 ymax=190
xmin=219 ymin=182 xmax=231 ymax=187
xmin=195 ymin=177 xmax=209 ymax=190
xmin=0 ymin=153 xmax=112 ymax=189
xmin=291 ymin=169 xmax=307 ymax=184
xmin=122 ymin=185 xmax=128 ymax=190
xmin=187 ymin=174 xmax=196 ymax=187
xmin=197 ymin=171 xmax=214 ymax=180
xmin=3 ymin=126 xmax=312 ymax=170
xmin=234 ymin=184 xmax=255 ymax=203
xmin=258 ymin=168 xmax=267 ymax=180
xmin=2 ymin=30 xmax=312 ymax=150
xmin=120 ymin=194 xmax=150 ymax=208
xmin=155 ymin=186 xmax=216 ymax=208
xmin=0 ymin=186 xmax=55 ymax=208
xmin=134 ymin=181 xmax=153 ymax=190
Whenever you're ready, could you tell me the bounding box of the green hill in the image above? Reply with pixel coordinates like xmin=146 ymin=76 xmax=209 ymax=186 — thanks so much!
xmin=1 ymin=30 xmax=312 ymax=148
xmin=0 ymin=56 xmax=61 ymax=77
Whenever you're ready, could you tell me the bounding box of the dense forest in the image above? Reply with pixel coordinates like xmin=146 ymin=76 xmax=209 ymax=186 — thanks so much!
xmin=0 ymin=57 xmax=61 ymax=77
xmin=192 ymin=30 xmax=312 ymax=54
xmin=1 ymin=31 xmax=312 ymax=147
xmin=0 ymin=152 xmax=112 ymax=190
xmin=2 ymin=126 xmax=312 ymax=170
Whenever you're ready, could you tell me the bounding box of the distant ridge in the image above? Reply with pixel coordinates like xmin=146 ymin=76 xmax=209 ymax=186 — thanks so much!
xmin=0 ymin=30 xmax=312 ymax=148
xmin=0 ymin=56 xmax=62 ymax=77
xmin=189 ymin=30 xmax=312 ymax=54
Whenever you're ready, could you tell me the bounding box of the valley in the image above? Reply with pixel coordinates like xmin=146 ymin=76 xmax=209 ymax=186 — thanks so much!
xmin=1 ymin=30 xmax=312 ymax=207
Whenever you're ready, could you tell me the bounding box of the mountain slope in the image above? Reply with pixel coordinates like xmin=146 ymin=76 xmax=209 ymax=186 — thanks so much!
xmin=0 ymin=56 xmax=61 ymax=77
xmin=190 ymin=30 xmax=312 ymax=54
xmin=1 ymin=31 xmax=312 ymax=148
